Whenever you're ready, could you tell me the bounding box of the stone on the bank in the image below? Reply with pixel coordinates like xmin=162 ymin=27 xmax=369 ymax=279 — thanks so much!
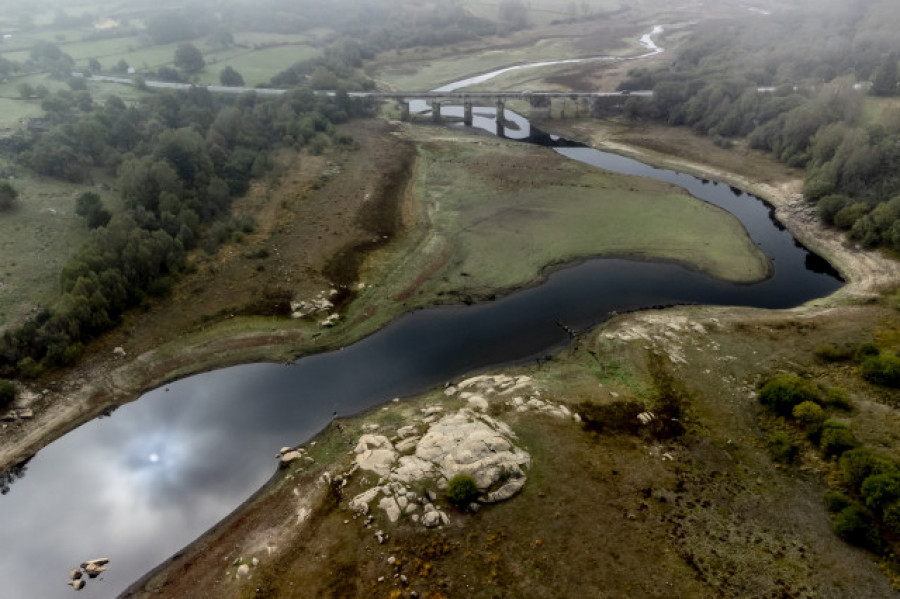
xmin=279 ymin=450 xmax=303 ymax=466
xmin=484 ymin=478 xmax=526 ymax=503
xmin=467 ymin=395 xmax=489 ymax=411
xmin=350 ymin=487 xmax=381 ymax=515
xmin=236 ymin=564 xmax=250 ymax=578
xmin=354 ymin=435 xmax=398 ymax=477
xmin=394 ymin=437 xmax=419 ymax=453
xmin=83 ymin=563 xmax=106 ymax=578
xmin=422 ymin=510 xmax=442 ymax=528
xmin=69 ymin=568 xmax=82 ymax=580
xmin=396 ymin=425 xmax=418 ymax=439
xmin=378 ymin=496 xmax=401 ymax=523
xmin=68 ymin=579 xmax=85 ymax=590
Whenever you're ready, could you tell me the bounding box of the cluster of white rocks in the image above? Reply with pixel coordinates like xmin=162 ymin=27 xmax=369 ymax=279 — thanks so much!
xmin=348 ymin=404 xmax=531 ymax=527
xmin=290 ymin=289 xmax=339 ymax=325
xmin=67 ymin=558 xmax=109 ymax=591
xmin=604 ymin=314 xmax=720 ymax=366
xmin=447 ymin=373 xmax=580 ymax=422
xmin=343 ymin=373 xmax=585 ymax=529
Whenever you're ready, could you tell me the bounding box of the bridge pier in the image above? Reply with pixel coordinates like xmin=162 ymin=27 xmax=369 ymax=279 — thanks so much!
xmin=431 ymin=100 xmax=441 ymax=122
xmin=399 ymin=100 xmax=410 ymax=122
xmin=463 ymin=99 xmax=473 ymax=126
xmin=495 ymin=98 xmax=505 ymax=124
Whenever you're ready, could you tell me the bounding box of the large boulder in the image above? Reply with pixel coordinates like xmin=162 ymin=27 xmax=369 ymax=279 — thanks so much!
xmin=416 ymin=411 xmax=530 ymax=491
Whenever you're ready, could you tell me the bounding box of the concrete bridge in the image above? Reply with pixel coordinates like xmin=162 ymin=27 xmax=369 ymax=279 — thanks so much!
xmin=350 ymin=90 xmax=653 ymax=123
xmin=77 ymin=73 xmax=652 ymax=122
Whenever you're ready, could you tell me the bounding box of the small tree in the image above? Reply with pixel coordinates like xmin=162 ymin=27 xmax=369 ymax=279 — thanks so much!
xmin=75 ymin=191 xmax=111 ymax=229
xmin=446 ymin=474 xmax=479 ymax=509
xmin=174 ymin=43 xmax=205 ymax=74
xmin=793 ymin=401 xmax=826 ymax=440
xmin=220 ymin=66 xmax=244 ymax=87
xmin=861 ymin=471 xmax=900 ymax=515
xmin=833 ymin=503 xmax=878 ymax=548
xmin=18 ymin=82 xmax=34 ymax=99
xmin=0 ymin=180 xmax=18 ymax=211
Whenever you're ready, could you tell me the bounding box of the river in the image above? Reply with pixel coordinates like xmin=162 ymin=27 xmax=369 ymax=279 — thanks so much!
xmin=0 ymin=27 xmax=842 ymax=598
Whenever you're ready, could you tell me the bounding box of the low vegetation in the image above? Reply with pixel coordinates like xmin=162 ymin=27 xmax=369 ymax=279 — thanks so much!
xmin=758 ymin=332 xmax=900 ymax=574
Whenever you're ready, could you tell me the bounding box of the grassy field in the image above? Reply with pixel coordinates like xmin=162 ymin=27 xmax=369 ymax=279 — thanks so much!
xmin=0 ymin=166 xmax=116 ymax=331
xmin=375 ymin=37 xmax=583 ymax=91
xmin=363 ymin=126 xmax=767 ymax=310
xmin=195 ymin=45 xmax=321 ymax=87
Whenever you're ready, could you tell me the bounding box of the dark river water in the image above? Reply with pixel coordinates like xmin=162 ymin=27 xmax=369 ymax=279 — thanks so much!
xmin=0 ymin=106 xmax=842 ymax=596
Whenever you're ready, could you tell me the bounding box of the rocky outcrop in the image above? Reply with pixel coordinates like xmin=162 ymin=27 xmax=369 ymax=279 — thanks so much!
xmin=348 ymin=401 xmax=532 ymax=526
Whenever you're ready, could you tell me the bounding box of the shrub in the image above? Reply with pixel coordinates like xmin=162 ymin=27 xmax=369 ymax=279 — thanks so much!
xmin=824 ymin=490 xmax=852 ymax=513
xmin=768 ymin=430 xmax=798 ymax=464
xmin=0 ymin=379 xmax=16 ymax=408
xmin=577 ymin=400 xmax=645 ymax=435
xmin=16 ymin=357 xmax=43 ymax=380
xmin=833 ymin=503 xmax=879 ymax=549
xmin=792 ymin=401 xmax=826 ymax=440
xmin=854 ymin=342 xmax=880 ymax=362
xmin=861 ymin=471 xmax=900 ymax=514
xmin=819 ymin=420 xmax=857 ymax=457
xmin=860 ymin=354 xmax=900 ymax=388
xmin=840 ymin=448 xmax=898 ymax=492
xmin=758 ymin=374 xmax=820 ymax=416
xmin=446 ymin=474 xmax=479 ymax=508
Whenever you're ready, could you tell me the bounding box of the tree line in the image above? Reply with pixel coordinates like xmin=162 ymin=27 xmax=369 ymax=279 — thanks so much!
xmin=0 ymin=85 xmax=371 ymax=378
xmin=619 ymin=0 xmax=900 ymax=251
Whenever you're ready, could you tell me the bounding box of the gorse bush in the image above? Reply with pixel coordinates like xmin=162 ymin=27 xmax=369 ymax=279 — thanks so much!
xmin=833 ymin=503 xmax=879 ymax=549
xmin=860 ymin=354 xmax=900 ymax=388
xmin=758 ymin=374 xmax=820 ymax=417
xmin=446 ymin=474 xmax=479 ymax=508
xmin=820 ymin=420 xmax=857 ymax=457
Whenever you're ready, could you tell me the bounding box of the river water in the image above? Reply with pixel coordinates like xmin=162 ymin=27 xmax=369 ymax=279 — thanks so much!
xmin=0 ymin=27 xmax=842 ymax=599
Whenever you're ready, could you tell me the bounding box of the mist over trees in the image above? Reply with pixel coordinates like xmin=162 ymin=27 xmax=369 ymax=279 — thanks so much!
xmin=0 ymin=84 xmax=372 ymax=377
xmin=621 ymin=0 xmax=900 ymax=251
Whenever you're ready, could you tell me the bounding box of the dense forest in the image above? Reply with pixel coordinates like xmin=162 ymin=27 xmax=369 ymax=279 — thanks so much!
xmin=620 ymin=0 xmax=900 ymax=251
xmin=0 ymin=85 xmax=370 ymax=378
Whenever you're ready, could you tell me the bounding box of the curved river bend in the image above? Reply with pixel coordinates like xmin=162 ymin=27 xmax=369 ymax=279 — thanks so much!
xmin=1 ymin=34 xmax=842 ymax=599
